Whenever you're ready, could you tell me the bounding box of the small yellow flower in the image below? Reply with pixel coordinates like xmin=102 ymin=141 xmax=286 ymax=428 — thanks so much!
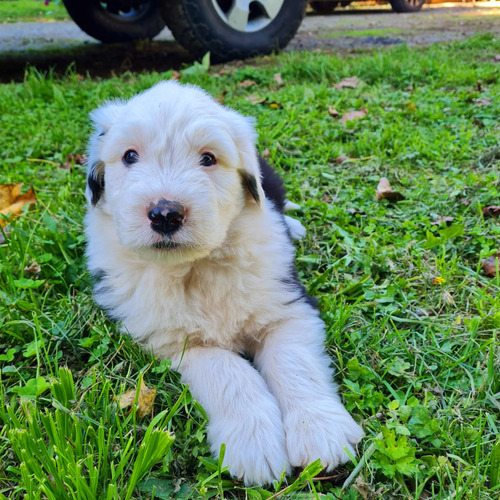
xmin=432 ymin=276 xmax=446 ymax=285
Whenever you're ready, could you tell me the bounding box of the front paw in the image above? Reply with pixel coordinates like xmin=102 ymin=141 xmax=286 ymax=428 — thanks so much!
xmin=209 ymin=414 xmax=290 ymax=485
xmin=284 ymin=403 xmax=364 ymax=471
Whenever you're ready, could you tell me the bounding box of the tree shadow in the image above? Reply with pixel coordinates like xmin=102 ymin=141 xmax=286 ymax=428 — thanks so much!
xmin=0 ymin=39 xmax=194 ymax=83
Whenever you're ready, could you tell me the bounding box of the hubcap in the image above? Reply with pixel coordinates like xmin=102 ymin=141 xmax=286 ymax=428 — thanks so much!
xmin=211 ymin=0 xmax=284 ymax=33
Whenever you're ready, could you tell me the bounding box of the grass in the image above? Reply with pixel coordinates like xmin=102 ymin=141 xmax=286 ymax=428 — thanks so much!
xmin=0 ymin=34 xmax=499 ymax=499
xmin=0 ymin=0 xmax=68 ymax=23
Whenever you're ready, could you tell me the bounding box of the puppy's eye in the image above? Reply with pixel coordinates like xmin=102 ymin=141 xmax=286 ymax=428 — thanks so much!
xmin=123 ymin=149 xmax=139 ymax=166
xmin=200 ymin=152 xmax=216 ymax=167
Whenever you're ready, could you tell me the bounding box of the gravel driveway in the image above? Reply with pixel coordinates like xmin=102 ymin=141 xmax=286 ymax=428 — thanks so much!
xmin=1 ymin=3 xmax=499 ymax=81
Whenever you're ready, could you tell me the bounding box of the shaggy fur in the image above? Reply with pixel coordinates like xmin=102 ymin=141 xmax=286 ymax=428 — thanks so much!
xmin=85 ymin=81 xmax=363 ymax=485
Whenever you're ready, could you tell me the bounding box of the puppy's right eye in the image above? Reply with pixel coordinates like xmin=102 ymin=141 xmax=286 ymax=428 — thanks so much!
xmin=123 ymin=149 xmax=139 ymax=166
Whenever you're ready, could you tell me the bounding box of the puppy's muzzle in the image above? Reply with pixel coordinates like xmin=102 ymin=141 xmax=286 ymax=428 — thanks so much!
xmin=148 ymin=199 xmax=185 ymax=235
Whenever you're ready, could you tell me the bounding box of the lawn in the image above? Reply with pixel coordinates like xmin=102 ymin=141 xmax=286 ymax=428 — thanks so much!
xmin=0 ymin=0 xmax=68 ymax=23
xmin=0 ymin=34 xmax=499 ymax=499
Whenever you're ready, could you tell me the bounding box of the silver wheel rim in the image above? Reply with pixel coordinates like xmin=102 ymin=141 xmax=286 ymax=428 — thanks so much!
xmin=211 ymin=0 xmax=285 ymax=33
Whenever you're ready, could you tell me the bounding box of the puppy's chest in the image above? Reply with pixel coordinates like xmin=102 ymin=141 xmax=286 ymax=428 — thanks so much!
xmin=121 ymin=261 xmax=289 ymax=348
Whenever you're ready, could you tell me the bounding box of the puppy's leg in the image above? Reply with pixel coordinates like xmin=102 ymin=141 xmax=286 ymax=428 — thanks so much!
xmin=254 ymin=314 xmax=364 ymax=471
xmin=174 ymin=347 xmax=290 ymax=485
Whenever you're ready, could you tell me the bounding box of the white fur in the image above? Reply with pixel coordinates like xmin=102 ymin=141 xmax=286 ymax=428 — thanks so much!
xmin=85 ymin=81 xmax=363 ymax=485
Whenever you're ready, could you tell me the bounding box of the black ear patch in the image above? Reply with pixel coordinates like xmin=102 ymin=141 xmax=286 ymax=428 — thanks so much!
xmin=240 ymin=171 xmax=260 ymax=204
xmin=88 ymin=160 xmax=105 ymax=206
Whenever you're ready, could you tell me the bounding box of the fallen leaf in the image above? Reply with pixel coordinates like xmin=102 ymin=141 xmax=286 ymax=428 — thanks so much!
xmin=171 ymin=70 xmax=181 ymax=80
xmin=238 ymin=79 xmax=255 ymax=88
xmin=430 ymin=216 xmax=454 ymax=226
xmin=334 ymin=76 xmax=363 ymax=90
xmin=442 ymin=291 xmax=455 ymax=306
xmin=482 ymin=253 xmax=500 ymax=278
xmin=273 ymin=73 xmax=284 ymax=86
xmin=346 ymin=208 xmax=365 ymax=216
xmin=24 ymin=262 xmax=41 ymax=275
xmin=118 ymin=378 xmax=156 ymax=418
xmin=494 ymin=55 xmax=500 ymax=62
xmin=432 ymin=276 xmax=446 ymax=285
xmin=215 ymin=91 xmax=227 ymax=104
xmin=473 ymin=97 xmax=492 ymax=107
xmin=482 ymin=206 xmax=500 ymax=218
xmin=62 ymin=153 xmax=86 ymax=170
xmin=328 ymin=106 xmax=340 ymax=117
xmin=246 ymin=94 xmax=266 ymax=105
xmin=339 ymin=109 xmax=367 ymax=126
xmin=459 ymin=197 xmax=471 ymax=206
xmin=262 ymin=148 xmax=271 ymax=158
xmin=375 ymin=177 xmax=405 ymax=202
xmin=333 ymin=155 xmax=350 ymax=164
xmin=406 ymin=101 xmax=417 ymax=112
xmin=0 ymin=184 xmax=37 ymax=227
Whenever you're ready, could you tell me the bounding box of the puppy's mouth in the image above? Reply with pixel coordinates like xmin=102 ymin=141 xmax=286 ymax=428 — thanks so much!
xmin=151 ymin=240 xmax=182 ymax=250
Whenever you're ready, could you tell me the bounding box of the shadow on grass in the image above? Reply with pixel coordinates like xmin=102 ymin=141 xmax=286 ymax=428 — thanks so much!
xmin=0 ymin=39 xmax=195 ymax=83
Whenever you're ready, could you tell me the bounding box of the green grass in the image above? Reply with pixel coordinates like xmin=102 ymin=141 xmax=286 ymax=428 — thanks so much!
xmin=0 ymin=34 xmax=499 ymax=499
xmin=0 ymin=0 xmax=69 ymax=23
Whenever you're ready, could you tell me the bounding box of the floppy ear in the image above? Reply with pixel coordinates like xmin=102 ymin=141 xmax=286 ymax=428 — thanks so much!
xmin=86 ymin=160 xmax=105 ymax=206
xmin=86 ymin=100 xmax=124 ymax=206
xmin=231 ymin=114 xmax=265 ymax=209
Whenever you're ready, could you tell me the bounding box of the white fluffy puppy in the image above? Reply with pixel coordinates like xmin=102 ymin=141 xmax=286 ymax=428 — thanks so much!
xmin=85 ymin=81 xmax=363 ymax=485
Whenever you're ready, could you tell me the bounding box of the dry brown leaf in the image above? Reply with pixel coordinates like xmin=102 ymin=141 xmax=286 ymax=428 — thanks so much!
xmin=482 ymin=253 xmax=500 ymax=278
xmin=328 ymin=106 xmax=340 ymax=117
xmin=375 ymin=177 xmax=405 ymax=202
xmin=238 ymin=79 xmax=256 ymax=88
xmin=171 ymin=70 xmax=181 ymax=80
xmin=442 ymin=290 xmax=456 ymax=306
xmin=273 ymin=73 xmax=284 ymax=86
xmin=214 ymin=91 xmax=227 ymax=104
xmin=339 ymin=109 xmax=366 ymax=126
xmin=482 ymin=206 xmax=500 ymax=218
xmin=473 ymin=97 xmax=492 ymax=107
xmin=262 ymin=148 xmax=271 ymax=158
xmin=118 ymin=379 xmax=156 ymax=418
xmin=334 ymin=76 xmax=363 ymax=90
xmin=0 ymin=184 xmax=37 ymax=227
xmin=333 ymin=155 xmax=350 ymax=164
xmin=246 ymin=94 xmax=266 ymax=105
xmin=24 ymin=262 xmax=41 ymax=275
xmin=62 ymin=153 xmax=87 ymax=170
xmin=430 ymin=216 xmax=454 ymax=226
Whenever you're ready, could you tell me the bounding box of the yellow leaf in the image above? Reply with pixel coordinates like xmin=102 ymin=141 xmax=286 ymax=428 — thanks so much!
xmin=118 ymin=379 xmax=156 ymax=418
xmin=0 ymin=183 xmax=36 ymax=227
xmin=431 ymin=276 xmax=446 ymax=285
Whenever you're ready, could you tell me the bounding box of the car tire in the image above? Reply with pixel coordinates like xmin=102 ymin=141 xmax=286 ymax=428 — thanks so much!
xmin=389 ymin=0 xmax=425 ymax=13
xmin=62 ymin=0 xmax=165 ymax=43
xmin=160 ymin=0 xmax=308 ymax=62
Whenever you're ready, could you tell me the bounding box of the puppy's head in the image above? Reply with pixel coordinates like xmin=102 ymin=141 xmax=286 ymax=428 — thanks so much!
xmin=86 ymin=81 xmax=265 ymax=264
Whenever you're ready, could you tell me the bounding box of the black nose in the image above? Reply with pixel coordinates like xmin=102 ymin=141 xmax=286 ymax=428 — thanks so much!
xmin=148 ymin=199 xmax=185 ymax=234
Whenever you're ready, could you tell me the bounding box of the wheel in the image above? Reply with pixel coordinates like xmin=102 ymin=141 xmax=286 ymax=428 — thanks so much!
xmin=309 ymin=2 xmax=339 ymax=15
xmin=62 ymin=0 xmax=165 ymax=43
xmin=389 ymin=0 xmax=425 ymax=13
xmin=160 ymin=0 xmax=308 ymax=62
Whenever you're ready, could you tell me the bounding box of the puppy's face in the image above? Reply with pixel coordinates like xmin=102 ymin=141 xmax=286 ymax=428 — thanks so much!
xmin=86 ymin=82 xmax=264 ymax=264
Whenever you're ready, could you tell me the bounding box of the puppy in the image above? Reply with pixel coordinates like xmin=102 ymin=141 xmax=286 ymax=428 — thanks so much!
xmin=85 ymin=81 xmax=363 ymax=485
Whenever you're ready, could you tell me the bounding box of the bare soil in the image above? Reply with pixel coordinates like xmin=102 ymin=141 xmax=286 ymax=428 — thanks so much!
xmin=0 ymin=3 xmax=499 ymax=82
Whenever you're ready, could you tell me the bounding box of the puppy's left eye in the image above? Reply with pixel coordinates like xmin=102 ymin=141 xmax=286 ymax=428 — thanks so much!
xmin=200 ymin=153 xmax=217 ymax=167
xmin=123 ymin=149 xmax=139 ymax=166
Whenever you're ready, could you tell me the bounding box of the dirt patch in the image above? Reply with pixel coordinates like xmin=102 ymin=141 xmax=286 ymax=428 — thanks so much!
xmin=0 ymin=4 xmax=499 ymax=82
